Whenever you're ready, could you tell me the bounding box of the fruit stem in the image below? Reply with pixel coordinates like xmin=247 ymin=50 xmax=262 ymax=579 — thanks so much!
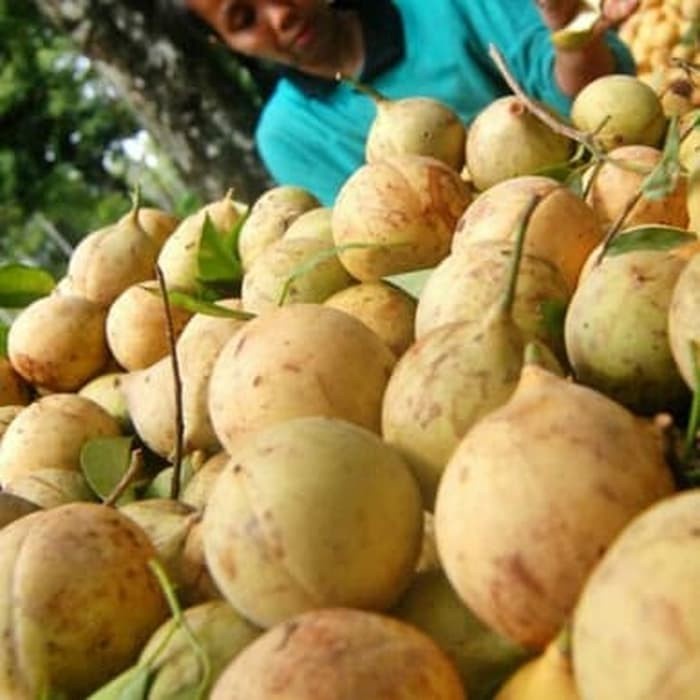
xmin=155 ymin=264 xmax=186 ymax=500
xmin=336 ymin=72 xmax=387 ymax=104
xmin=523 ymin=341 xmax=547 ymax=368
xmin=499 ymin=193 xmax=542 ymax=316
xmin=104 ymin=449 xmax=143 ymax=507
xmin=555 ymin=621 xmax=574 ymax=660
xmin=149 ymin=560 xmax=212 ymax=697
xmin=683 ymin=340 xmax=700 ymax=461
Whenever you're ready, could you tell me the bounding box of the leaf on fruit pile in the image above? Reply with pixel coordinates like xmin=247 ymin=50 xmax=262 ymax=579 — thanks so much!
xmin=0 ymin=264 xmax=55 ymax=307
xmin=0 ymin=324 xmax=7 ymax=356
xmin=196 ymin=213 xmax=245 ymax=285
xmin=80 ymin=436 xmax=136 ymax=505
xmin=143 ymin=458 xmax=195 ymax=500
xmin=604 ymin=225 xmax=696 ymax=257
xmin=383 ymin=268 xmax=434 ymax=299
xmin=277 ymin=241 xmax=406 ymax=305
xmin=143 ymin=287 xmax=255 ymax=320
xmin=539 ymin=298 xmax=568 ymax=343
xmin=86 ymin=664 xmax=154 ymax=700
xmin=641 ymin=117 xmax=681 ymax=201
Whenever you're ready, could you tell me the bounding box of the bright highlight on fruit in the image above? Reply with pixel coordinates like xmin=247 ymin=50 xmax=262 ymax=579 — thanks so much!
xmin=550 ymin=0 xmax=603 ymax=50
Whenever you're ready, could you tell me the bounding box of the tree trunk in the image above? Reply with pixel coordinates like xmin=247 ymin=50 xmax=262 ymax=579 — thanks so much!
xmin=33 ymin=0 xmax=274 ymax=204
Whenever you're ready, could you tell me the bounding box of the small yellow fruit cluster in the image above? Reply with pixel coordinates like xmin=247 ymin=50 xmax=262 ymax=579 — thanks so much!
xmin=619 ymin=0 xmax=700 ymax=105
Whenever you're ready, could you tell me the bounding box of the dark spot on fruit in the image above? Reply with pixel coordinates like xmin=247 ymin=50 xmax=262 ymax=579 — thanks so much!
xmin=253 ymin=375 xmax=263 ymax=387
xmin=504 ymin=553 xmax=545 ymax=596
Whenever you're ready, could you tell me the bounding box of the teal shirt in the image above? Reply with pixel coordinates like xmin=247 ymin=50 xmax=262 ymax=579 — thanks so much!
xmin=256 ymin=0 xmax=635 ymax=205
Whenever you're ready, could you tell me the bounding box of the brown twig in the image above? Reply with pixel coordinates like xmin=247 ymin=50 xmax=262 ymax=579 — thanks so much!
xmin=104 ymin=449 xmax=143 ymax=507
xmin=488 ymin=44 xmax=653 ymax=176
xmin=488 ymin=44 xmax=592 ymax=145
xmin=155 ymin=264 xmax=185 ymax=500
xmin=595 ymin=190 xmax=645 ymax=263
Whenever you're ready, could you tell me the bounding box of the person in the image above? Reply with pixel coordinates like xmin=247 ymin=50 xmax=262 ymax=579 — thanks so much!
xmin=174 ymin=0 xmax=638 ymax=205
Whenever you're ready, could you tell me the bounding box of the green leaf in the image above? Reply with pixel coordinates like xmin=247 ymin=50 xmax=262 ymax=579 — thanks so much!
xmin=87 ymin=665 xmax=154 ymax=700
xmin=684 ymin=340 xmax=700 ymax=460
xmin=539 ymin=298 xmax=568 ymax=342
xmin=166 ymin=290 xmax=256 ymax=320
xmin=39 ymin=687 xmax=69 ymax=700
xmin=80 ymin=436 xmax=135 ymax=504
xmin=0 ymin=264 xmax=55 ymax=307
xmin=641 ymin=117 xmax=681 ymax=201
xmin=604 ymin=225 xmax=696 ymax=258
xmin=117 ymin=666 xmax=153 ymax=700
xmin=196 ymin=213 xmax=245 ymax=285
xmin=143 ymin=459 xmax=195 ymax=500
xmin=532 ymin=163 xmax=573 ymax=183
xmin=0 ymin=324 xmax=8 ymax=357
xmin=383 ymin=268 xmax=435 ymax=299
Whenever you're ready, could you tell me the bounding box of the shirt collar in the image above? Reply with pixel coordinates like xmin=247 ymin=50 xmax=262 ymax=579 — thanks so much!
xmin=277 ymin=0 xmax=405 ymax=97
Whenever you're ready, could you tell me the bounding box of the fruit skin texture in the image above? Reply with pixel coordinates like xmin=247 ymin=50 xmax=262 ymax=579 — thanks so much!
xmin=241 ymin=236 xmax=353 ymax=314
xmin=208 ymin=304 xmax=395 ymax=450
xmin=283 ymin=206 xmax=334 ymax=244
xmin=565 ymin=247 xmax=690 ymax=415
xmin=381 ymin=316 xmax=560 ymax=509
xmin=210 ymin=607 xmax=466 ymax=700
xmin=393 ymin=570 xmax=530 ymax=700
xmin=571 ymin=74 xmax=667 ymax=151
xmin=451 ymin=176 xmax=602 ymax=290
xmin=466 ymin=96 xmax=572 ymax=192
xmin=203 ymin=416 xmax=423 ymax=628
xmin=8 ymin=294 xmax=108 ymax=392
xmin=0 ymin=393 xmax=121 ymax=487
xmin=332 ymin=154 xmax=471 ymax=281
xmin=0 ymin=358 xmax=30 ymax=407
xmin=324 ymin=281 xmax=417 ymax=358
xmin=238 ymin=186 xmax=320 ymax=272
xmin=494 ymin=638 xmax=578 ymax=700
xmin=573 ymin=491 xmax=700 ymax=700
xmin=415 ymin=243 xmax=571 ymax=360
xmin=435 ymin=364 xmax=675 ymax=650
xmin=106 ymin=280 xmax=192 ymax=371
xmin=585 ymin=145 xmax=688 ymax=231
xmin=668 ymin=250 xmax=700 ymax=389
xmin=0 ymin=503 xmax=168 ymax=699
xmin=67 ymin=206 xmax=159 ymax=308
xmin=366 ymin=96 xmax=467 ymax=172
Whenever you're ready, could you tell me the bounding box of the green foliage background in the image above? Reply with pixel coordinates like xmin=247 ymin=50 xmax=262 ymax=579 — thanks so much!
xmin=0 ymin=0 xmax=144 ymax=275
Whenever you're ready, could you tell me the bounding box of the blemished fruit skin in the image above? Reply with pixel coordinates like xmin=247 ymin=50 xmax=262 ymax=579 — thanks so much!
xmin=565 ymin=247 xmax=690 ymax=416
xmin=208 ymin=303 xmax=396 ymax=450
xmin=366 ymin=96 xmax=467 ymax=172
xmin=8 ymin=294 xmax=109 ymax=392
xmin=574 ymin=491 xmax=700 ymax=700
xmin=203 ymin=416 xmax=423 ymax=628
xmin=0 ymin=503 xmax=168 ymax=698
xmin=435 ymin=364 xmax=675 ymax=650
xmin=332 ymin=154 xmax=471 ymax=281
xmin=238 ymin=186 xmax=320 ymax=271
xmin=210 ymin=608 xmax=466 ymax=700
xmin=466 ymin=96 xmax=573 ymax=192
xmin=451 ymin=176 xmax=602 ymax=290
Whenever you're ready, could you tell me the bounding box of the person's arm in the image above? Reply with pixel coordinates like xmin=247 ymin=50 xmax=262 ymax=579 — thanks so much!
xmin=535 ymin=0 xmax=639 ymax=96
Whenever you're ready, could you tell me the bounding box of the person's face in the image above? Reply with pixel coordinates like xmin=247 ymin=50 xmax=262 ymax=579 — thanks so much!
xmin=186 ymin=0 xmax=339 ymax=71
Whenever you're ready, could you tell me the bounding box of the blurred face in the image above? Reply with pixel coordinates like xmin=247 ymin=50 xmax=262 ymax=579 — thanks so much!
xmin=186 ymin=0 xmax=342 ymax=74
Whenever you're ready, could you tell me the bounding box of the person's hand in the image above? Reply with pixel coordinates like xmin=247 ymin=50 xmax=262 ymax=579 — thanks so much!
xmin=535 ymin=0 xmax=639 ymax=31
xmin=599 ymin=0 xmax=639 ymax=29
